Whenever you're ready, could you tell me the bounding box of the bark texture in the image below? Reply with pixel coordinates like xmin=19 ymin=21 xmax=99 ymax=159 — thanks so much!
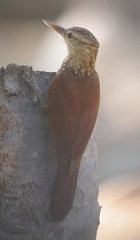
xmin=0 ymin=64 xmax=100 ymax=240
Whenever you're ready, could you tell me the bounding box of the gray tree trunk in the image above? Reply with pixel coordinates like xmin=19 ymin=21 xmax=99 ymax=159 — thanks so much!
xmin=0 ymin=64 xmax=100 ymax=240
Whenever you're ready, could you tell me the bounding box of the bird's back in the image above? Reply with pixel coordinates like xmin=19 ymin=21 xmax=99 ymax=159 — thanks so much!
xmin=46 ymin=68 xmax=100 ymax=221
xmin=47 ymin=69 xmax=100 ymax=160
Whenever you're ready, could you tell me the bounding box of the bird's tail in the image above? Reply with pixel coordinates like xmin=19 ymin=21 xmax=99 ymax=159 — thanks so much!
xmin=51 ymin=162 xmax=79 ymax=221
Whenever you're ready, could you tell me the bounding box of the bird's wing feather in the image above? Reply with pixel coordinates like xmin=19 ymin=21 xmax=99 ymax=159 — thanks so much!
xmin=47 ymin=70 xmax=99 ymax=173
xmin=47 ymin=70 xmax=99 ymax=221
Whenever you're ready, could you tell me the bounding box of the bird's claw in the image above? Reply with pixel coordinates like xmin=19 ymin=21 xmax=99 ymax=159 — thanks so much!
xmin=20 ymin=67 xmax=41 ymax=104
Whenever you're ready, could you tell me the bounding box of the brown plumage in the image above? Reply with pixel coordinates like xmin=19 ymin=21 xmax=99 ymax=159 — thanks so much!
xmin=43 ymin=20 xmax=100 ymax=221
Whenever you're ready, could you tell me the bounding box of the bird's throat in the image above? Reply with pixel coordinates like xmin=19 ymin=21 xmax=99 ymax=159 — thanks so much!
xmin=61 ymin=51 xmax=97 ymax=77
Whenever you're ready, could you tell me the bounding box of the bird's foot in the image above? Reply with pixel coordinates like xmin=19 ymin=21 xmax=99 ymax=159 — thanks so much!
xmin=20 ymin=67 xmax=41 ymax=104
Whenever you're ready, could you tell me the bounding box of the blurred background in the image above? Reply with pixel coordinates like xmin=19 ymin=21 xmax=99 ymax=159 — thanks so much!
xmin=0 ymin=0 xmax=140 ymax=239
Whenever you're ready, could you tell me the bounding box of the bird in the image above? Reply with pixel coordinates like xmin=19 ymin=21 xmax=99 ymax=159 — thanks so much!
xmin=43 ymin=19 xmax=100 ymax=221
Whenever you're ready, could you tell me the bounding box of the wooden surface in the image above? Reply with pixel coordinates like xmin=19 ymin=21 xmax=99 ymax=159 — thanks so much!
xmin=0 ymin=64 xmax=100 ymax=240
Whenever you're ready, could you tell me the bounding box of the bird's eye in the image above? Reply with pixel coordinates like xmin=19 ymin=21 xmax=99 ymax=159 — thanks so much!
xmin=67 ymin=32 xmax=72 ymax=38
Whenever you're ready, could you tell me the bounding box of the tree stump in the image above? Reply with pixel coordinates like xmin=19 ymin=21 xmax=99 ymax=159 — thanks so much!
xmin=0 ymin=64 xmax=100 ymax=240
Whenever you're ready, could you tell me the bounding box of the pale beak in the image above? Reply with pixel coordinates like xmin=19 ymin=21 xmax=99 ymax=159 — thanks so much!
xmin=42 ymin=19 xmax=65 ymax=36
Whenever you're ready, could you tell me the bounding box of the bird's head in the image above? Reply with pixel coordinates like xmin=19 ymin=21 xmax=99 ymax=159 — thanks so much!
xmin=42 ymin=19 xmax=99 ymax=76
xmin=42 ymin=19 xmax=99 ymax=57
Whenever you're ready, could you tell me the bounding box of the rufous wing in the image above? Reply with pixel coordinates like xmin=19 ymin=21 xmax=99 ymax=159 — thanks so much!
xmin=47 ymin=70 xmax=100 ymax=220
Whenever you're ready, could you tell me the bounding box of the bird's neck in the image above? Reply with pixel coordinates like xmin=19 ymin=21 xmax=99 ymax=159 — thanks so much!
xmin=60 ymin=49 xmax=98 ymax=77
